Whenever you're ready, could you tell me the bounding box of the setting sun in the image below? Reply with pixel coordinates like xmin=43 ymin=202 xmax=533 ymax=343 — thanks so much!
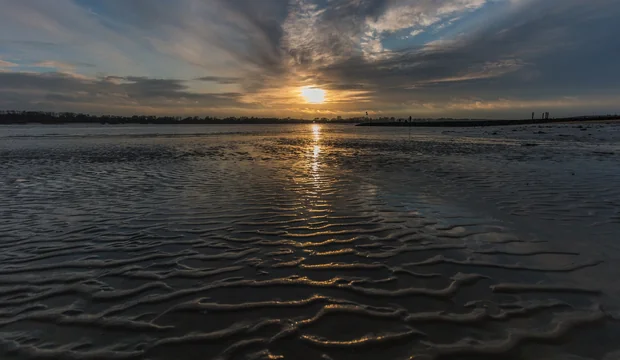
xmin=300 ymin=86 xmax=326 ymax=104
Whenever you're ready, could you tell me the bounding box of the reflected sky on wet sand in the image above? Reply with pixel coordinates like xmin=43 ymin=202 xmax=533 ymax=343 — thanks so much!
xmin=0 ymin=123 xmax=619 ymax=359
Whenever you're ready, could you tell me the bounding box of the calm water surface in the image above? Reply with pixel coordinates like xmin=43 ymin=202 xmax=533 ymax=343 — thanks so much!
xmin=1 ymin=123 xmax=619 ymax=359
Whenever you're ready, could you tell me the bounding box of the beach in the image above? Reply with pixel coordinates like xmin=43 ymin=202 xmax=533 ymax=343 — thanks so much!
xmin=1 ymin=123 xmax=619 ymax=360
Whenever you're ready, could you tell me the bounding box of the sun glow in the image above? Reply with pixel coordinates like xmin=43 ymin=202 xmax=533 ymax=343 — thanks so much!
xmin=301 ymin=86 xmax=326 ymax=104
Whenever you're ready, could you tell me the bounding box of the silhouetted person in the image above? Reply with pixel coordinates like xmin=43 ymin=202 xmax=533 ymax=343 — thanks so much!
xmin=532 ymin=112 xmax=535 ymax=120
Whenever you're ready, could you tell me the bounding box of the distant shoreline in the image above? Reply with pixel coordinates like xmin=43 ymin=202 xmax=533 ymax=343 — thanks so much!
xmin=357 ymin=116 xmax=620 ymax=127
xmin=1 ymin=111 xmax=618 ymax=126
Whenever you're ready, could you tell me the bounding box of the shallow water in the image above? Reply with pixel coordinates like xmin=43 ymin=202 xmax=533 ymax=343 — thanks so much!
xmin=1 ymin=123 xmax=619 ymax=360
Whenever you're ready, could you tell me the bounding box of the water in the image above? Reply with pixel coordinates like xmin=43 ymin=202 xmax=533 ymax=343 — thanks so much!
xmin=1 ymin=123 xmax=619 ymax=359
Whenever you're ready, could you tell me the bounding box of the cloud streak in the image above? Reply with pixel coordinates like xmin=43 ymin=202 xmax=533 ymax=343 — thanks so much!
xmin=0 ymin=59 xmax=19 ymax=68
xmin=0 ymin=72 xmax=249 ymax=115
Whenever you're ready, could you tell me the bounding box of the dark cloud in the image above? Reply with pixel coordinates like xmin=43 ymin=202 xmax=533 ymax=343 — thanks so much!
xmin=221 ymin=0 xmax=288 ymax=70
xmin=0 ymin=40 xmax=60 ymax=48
xmin=307 ymin=0 xmax=620 ymax=109
xmin=324 ymin=83 xmax=368 ymax=91
xmin=195 ymin=76 xmax=241 ymax=85
xmin=0 ymin=72 xmax=247 ymax=114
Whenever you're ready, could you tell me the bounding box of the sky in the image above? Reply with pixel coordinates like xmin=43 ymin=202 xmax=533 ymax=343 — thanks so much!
xmin=1 ymin=0 xmax=619 ymax=119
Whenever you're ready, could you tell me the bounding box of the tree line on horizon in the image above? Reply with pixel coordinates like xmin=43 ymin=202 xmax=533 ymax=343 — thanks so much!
xmin=0 ymin=110 xmax=367 ymax=124
xmin=0 ymin=110 xmax=618 ymax=125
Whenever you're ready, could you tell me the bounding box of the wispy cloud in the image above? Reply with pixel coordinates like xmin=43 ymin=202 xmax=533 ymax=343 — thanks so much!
xmin=195 ymin=76 xmax=241 ymax=85
xmin=0 ymin=59 xmax=18 ymax=68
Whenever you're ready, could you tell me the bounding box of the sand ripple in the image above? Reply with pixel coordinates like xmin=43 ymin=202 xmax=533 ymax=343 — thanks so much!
xmin=0 ymin=124 xmax=618 ymax=359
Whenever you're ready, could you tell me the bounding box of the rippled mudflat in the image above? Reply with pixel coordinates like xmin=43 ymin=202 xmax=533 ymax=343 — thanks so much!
xmin=1 ymin=123 xmax=619 ymax=360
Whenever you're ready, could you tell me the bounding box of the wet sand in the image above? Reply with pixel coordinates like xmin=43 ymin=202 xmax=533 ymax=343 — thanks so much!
xmin=1 ymin=123 xmax=619 ymax=360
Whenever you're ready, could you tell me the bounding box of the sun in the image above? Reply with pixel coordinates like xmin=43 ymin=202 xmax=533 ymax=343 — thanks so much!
xmin=300 ymin=86 xmax=326 ymax=104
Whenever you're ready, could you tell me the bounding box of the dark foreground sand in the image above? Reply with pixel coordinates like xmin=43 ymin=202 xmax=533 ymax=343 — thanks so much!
xmin=0 ymin=123 xmax=619 ymax=360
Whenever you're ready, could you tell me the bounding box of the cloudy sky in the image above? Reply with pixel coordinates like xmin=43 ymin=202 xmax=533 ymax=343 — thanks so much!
xmin=1 ymin=0 xmax=619 ymax=119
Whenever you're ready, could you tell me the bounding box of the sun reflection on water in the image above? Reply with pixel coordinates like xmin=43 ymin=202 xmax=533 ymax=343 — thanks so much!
xmin=312 ymin=144 xmax=321 ymax=174
xmin=290 ymin=123 xmax=330 ymax=214
xmin=312 ymin=123 xmax=321 ymax=141
xmin=311 ymin=124 xmax=321 ymax=179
